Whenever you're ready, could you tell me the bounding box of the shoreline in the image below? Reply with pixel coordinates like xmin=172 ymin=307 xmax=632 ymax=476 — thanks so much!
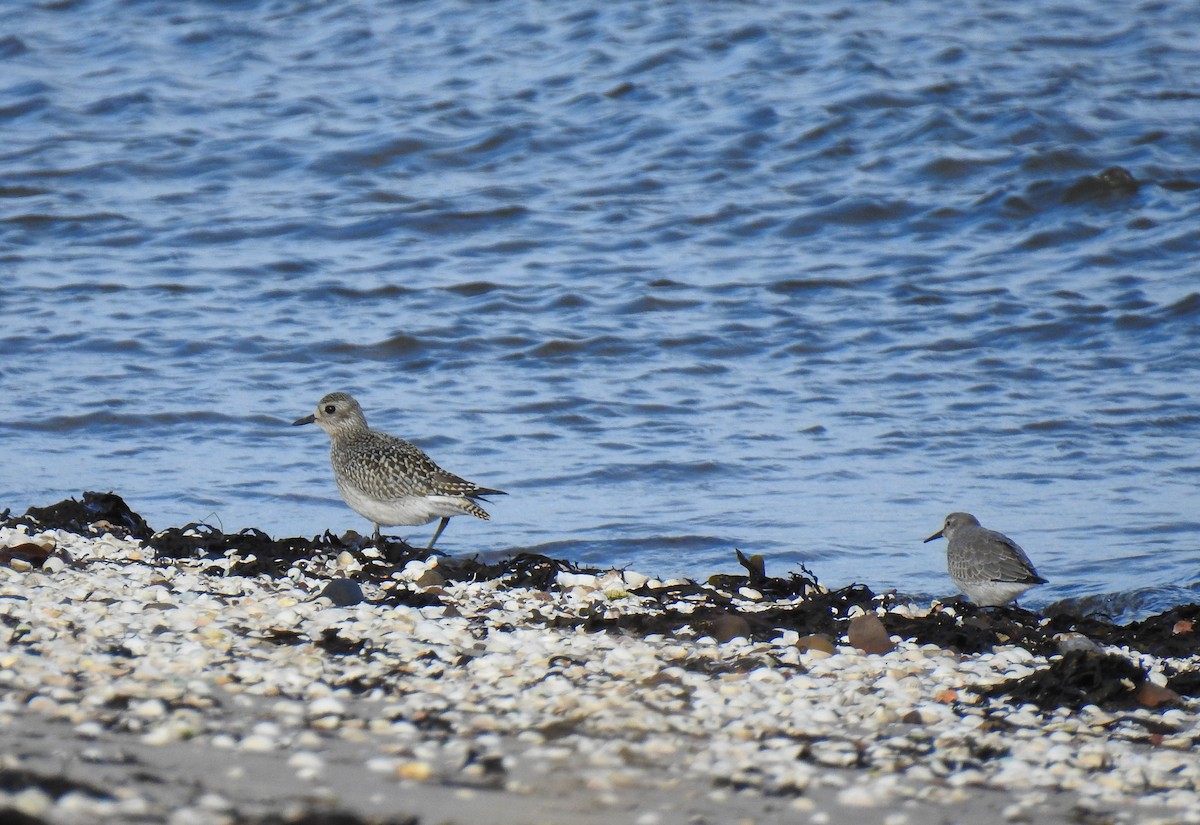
xmin=2 ymin=495 xmax=1199 ymax=824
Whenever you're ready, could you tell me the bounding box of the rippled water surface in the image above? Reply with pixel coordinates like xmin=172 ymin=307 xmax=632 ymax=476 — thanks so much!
xmin=3 ymin=0 xmax=1199 ymax=619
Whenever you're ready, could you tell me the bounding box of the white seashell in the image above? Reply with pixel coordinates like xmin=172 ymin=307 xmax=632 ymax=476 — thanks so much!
xmin=141 ymin=724 xmax=182 ymax=746
xmin=556 ymin=572 xmax=599 ymax=590
xmin=41 ymin=556 xmax=67 ymax=574
xmin=11 ymin=788 xmax=54 ymax=817
xmin=239 ymin=734 xmax=275 ymax=752
xmin=74 ymin=721 xmax=104 ymax=739
xmin=400 ymin=560 xmax=429 ymax=580
xmin=622 ymin=571 xmax=649 ymax=589
xmin=307 ymin=695 xmax=345 ymax=714
xmin=597 ymin=571 xmax=624 ymax=589
xmin=837 ymin=785 xmax=879 ymax=807
xmin=131 ymin=698 xmax=167 ymax=719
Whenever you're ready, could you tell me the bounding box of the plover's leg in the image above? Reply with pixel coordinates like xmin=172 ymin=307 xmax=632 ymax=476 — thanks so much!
xmin=426 ymin=517 xmax=450 ymax=550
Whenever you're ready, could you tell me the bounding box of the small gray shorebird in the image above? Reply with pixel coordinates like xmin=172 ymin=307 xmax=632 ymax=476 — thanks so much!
xmin=924 ymin=512 xmax=1048 ymax=606
xmin=293 ymin=391 xmax=505 ymax=549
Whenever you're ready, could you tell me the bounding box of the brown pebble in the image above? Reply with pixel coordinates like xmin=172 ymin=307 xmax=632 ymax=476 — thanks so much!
xmin=711 ymin=613 xmax=751 ymax=643
xmin=795 ymin=634 xmax=836 ymax=655
xmin=1136 ymin=682 xmax=1180 ymax=709
xmin=847 ymin=614 xmax=895 ymax=655
xmin=415 ymin=569 xmax=447 ymax=588
xmin=1172 ymin=620 xmax=1194 ymax=635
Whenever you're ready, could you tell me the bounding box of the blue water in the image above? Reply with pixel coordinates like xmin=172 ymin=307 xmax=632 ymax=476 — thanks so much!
xmin=2 ymin=0 xmax=1199 ymax=620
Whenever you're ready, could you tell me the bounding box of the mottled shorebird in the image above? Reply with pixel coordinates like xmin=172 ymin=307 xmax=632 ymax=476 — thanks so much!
xmin=923 ymin=512 xmax=1047 ymax=606
xmin=293 ymin=391 xmax=504 ymax=548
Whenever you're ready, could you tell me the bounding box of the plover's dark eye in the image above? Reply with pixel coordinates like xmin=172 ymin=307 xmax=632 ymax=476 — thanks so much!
xmin=324 ymin=405 xmax=337 ymax=414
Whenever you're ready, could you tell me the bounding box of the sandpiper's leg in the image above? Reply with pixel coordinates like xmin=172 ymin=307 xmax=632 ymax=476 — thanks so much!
xmin=373 ymin=523 xmax=382 ymax=544
xmin=426 ymin=517 xmax=450 ymax=550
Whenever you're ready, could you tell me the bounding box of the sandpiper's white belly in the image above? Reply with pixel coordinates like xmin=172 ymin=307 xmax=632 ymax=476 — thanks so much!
xmin=337 ymin=481 xmax=469 ymax=527
xmin=953 ymin=577 xmax=1037 ymax=607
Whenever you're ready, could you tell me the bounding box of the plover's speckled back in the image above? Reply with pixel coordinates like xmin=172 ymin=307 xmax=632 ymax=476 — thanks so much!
xmin=923 ymin=512 xmax=1047 ymax=606
xmin=293 ymin=391 xmax=504 ymax=548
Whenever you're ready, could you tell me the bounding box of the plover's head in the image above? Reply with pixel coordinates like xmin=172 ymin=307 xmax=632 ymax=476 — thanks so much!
xmin=292 ymin=391 xmax=368 ymax=438
xmin=923 ymin=512 xmax=981 ymax=543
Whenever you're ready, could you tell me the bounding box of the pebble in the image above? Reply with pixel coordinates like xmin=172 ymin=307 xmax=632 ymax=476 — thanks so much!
xmin=394 ymin=760 xmax=434 ymax=782
xmin=320 ymin=579 xmax=364 ymax=606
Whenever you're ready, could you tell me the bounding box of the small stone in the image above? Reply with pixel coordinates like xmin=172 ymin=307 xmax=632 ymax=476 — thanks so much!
xmin=901 ymin=709 xmax=937 ymax=725
xmin=320 ymin=579 xmax=363 ymax=606
xmin=1054 ymin=632 xmax=1100 ymax=655
xmin=1136 ymin=682 xmax=1179 ymax=709
xmin=711 ymin=613 xmax=751 ymax=643
xmin=848 ymin=614 xmax=895 ymax=655
xmin=395 ymin=760 xmax=434 ymax=781
xmin=795 ymin=634 xmax=835 ymax=655
xmin=415 ymin=568 xmax=446 ymax=588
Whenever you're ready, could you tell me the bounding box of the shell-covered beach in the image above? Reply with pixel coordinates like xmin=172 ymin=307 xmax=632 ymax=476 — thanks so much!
xmin=2 ymin=494 xmax=1198 ymax=824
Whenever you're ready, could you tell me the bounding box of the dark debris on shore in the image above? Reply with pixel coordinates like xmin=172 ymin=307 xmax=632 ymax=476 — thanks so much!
xmin=5 ymin=492 xmax=1200 ymax=713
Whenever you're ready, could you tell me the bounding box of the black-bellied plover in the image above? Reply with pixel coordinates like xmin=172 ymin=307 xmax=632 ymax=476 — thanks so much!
xmin=293 ymin=391 xmax=505 ymax=548
xmin=923 ymin=512 xmax=1048 ymax=606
